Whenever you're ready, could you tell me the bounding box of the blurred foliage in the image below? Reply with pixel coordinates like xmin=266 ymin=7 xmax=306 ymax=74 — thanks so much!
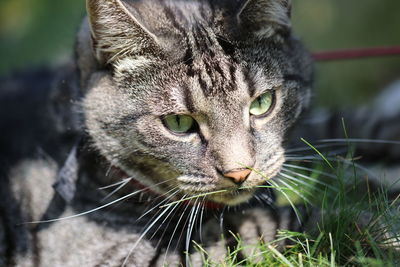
xmin=0 ymin=0 xmax=84 ymax=73
xmin=292 ymin=0 xmax=400 ymax=107
xmin=0 ymin=0 xmax=399 ymax=107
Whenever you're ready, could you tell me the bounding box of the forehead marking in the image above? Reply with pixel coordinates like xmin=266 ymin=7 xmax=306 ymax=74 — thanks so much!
xmin=183 ymin=25 xmax=241 ymax=97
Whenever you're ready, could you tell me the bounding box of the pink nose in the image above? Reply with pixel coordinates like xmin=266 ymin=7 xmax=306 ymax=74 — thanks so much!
xmin=223 ymin=169 xmax=251 ymax=184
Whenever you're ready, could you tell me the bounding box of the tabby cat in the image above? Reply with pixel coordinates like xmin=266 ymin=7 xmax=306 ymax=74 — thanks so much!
xmin=0 ymin=0 xmax=399 ymax=266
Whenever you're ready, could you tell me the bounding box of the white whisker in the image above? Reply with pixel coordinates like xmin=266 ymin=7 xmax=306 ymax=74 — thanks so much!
xmin=269 ymin=179 xmax=302 ymax=224
xmin=198 ymin=196 xmax=206 ymax=244
xmin=163 ymin=195 xmax=190 ymax=265
xmin=23 ymin=179 xmax=174 ymax=225
xmin=137 ymin=188 xmax=180 ymax=222
xmin=185 ymin=198 xmax=200 ymax=266
xmin=280 ymin=168 xmax=337 ymax=191
xmin=98 ymin=177 xmax=133 ymax=190
xmin=278 ymin=177 xmax=312 ymax=203
xmin=319 ymin=138 xmax=400 ymax=145
xmin=101 ymin=178 xmax=132 ymax=201
xmin=282 ymin=163 xmax=336 ymax=179
xmin=122 ymin=203 xmax=175 ymax=266
xmin=286 ymin=143 xmax=347 ymax=153
xmin=154 ymin=197 xmax=185 ymax=251
xmin=149 ymin=195 xmax=182 ymax=242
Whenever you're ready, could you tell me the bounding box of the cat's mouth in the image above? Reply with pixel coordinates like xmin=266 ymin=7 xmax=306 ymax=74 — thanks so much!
xmin=178 ymin=179 xmax=260 ymax=206
xmin=110 ymin=165 xmax=230 ymax=208
xmin=175 ymin=165 xmax=281 ymax=205
xmin=206 ymin=189 xmax=256 ymax=206
xmin=112 ymin=161 xmax=279 ymax=207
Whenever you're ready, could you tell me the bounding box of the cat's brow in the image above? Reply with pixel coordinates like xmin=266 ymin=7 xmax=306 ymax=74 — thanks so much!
xmin=249 ymin=77 xmax=285 ymax=97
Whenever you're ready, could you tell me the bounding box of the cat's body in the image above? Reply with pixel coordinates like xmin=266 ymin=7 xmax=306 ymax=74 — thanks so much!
xmin=0 ymin=63 xmax=304 ymax=266
xmin=1 ymin=0 xmax=399 ymax=266
xmin=0 ymin=67 xmax=300 ymax=265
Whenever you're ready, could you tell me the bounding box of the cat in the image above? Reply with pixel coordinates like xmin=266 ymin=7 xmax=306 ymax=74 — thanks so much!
xmin=0 ymin=0 xmax=399 ymax=266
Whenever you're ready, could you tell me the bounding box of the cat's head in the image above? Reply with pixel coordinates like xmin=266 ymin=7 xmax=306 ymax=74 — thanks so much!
xmin=78 ymin=0 xmax=313 ymax=206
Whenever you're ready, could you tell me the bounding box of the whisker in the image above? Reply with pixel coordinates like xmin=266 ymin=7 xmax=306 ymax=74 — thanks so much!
xmin=296 ymin=155 xmax=379 ymax=179
xmin=142 ymin=184 xmax=181 ymax=206
xmin=285 ymin=155 xmax=378 ymax=178
xmin=219 ymin=206 xmax=226 ymax=233
xmin=148 ymin=194 xmax=182 ymax=242
xmin=318 ymin=138 xmax=400 ymax=145
xmin=98 ymin=177 xmax=133 ymax=190
xmin=268 ymin=179 xmax=302 ymax=224
xmin=254 ymin=194 xmax=274 ymax=207
xmin=177 ymin=201 xmax=197 ymax=256
xmin=159 ymin=190 xmax=227 ymax=208
xmin=137 ymin=188 xmax=180 ymax=222
xmin=101 ymin=178 xmax=132 ymax=202
xmin=278 ymin=173 xmax=325 ymax=197
xmin=245 ymin=184 xmax=290 ymax=191
xmin=286 ymin=143 xmax=347 ymax=153
xmin=282 ymin=163 xmax=337 ymax=179
xmin=285 ymin=155 xmax=325 ymax=161
xmin=277 ymin=177 xmax=313 ymax=203
xmin=280 ymin=168 xmax=337 ymax=191
xmin=185 ymin=198 xmax=201 ymax=266
xmin=105 ymin=163 xmax=113 ymax=178
xmin=163 ymin=196 xmax=190 ymax=265
xmin=122 ymin=203 xmax=175 ymax=266
xmin=154 ymin=197 xmax=185 ymax=251
xmin=23 ymin=179 xmax=174 ymax=225
xmin=198 ymin=196 xmax=206 ymax=244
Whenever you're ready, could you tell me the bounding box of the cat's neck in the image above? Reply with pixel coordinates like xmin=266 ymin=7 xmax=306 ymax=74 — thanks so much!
xmin=76 ymin=147 xmax=224 ymax=212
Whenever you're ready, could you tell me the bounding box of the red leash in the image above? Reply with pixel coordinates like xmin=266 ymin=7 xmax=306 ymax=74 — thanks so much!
xmin=312 ymin=46 xmax=400 ymax=61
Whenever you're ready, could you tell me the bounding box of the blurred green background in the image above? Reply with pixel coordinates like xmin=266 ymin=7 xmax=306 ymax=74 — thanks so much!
xmin=0 ymin=0 xmax=399 ymax=107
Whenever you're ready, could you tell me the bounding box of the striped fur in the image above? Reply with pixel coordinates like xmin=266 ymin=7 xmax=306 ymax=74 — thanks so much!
xmin=0 ymin=0 xmax=399 ymax=266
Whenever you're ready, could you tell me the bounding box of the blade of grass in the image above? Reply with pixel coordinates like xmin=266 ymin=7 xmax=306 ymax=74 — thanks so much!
xmin=301 ymin=138 xmax=334 ymax=170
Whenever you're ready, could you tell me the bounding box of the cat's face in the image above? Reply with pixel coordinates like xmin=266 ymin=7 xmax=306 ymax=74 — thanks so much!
xmin=81 ymin=0 xmax=312 ymax=206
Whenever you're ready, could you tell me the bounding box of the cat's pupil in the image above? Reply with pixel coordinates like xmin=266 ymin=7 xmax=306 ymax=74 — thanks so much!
xmin=163 ymin=115 xmax=195 ymax=134
xmin=257 ymin=97 xmax=262 ymax=107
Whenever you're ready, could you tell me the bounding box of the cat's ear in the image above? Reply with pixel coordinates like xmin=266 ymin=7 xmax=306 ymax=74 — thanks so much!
xmin=236 ymin=0 xmax=292 ymax=39
xmin=86 ymin=0 xmax=161 ymax=65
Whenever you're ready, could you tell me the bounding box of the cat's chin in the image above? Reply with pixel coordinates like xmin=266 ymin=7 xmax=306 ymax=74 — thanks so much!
xmin=207 ymin=190 xmax=255 ymax=206
xmin=180 ymin=187 xmax=256 ymax=206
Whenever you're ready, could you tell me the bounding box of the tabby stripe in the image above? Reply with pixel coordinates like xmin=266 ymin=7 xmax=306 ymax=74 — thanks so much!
xmin=197 ymin=74 xmax=209 ymax=94
xmin=163 ymin=5 xmax=185 ymax=34
xmin=182 ymin=85 xmax=196 ymax=113
xmin=192 ymin=28 xmax=203 ymax=53
xmin=244 ymin=70 xmax=256 ymax=97
xmin=183 ymin=38 xmax=195 ymax=67
xmin=229 ymin=65 xmax=237 ymax=88
xmin=213 ymin=63 xmax=225 ymax=80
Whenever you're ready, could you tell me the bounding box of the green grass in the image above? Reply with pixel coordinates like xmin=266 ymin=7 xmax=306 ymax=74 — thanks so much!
xmin=194 ymin=140 xmax=400 ymax=266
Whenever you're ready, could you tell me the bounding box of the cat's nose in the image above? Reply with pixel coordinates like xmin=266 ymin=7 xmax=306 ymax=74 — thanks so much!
xmin=223 ymin=169 xmax=252 ymax=184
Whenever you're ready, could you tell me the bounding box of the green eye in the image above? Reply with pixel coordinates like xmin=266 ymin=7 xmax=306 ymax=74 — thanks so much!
xmin=163 ymin=115 xmax=195 ymax=134
xmin=249 ymin=92 xmax=273 ymax=116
